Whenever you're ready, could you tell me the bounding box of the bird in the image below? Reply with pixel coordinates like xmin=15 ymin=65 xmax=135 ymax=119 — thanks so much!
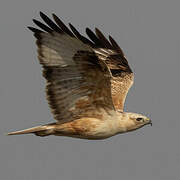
xmin=7 ymin=12 xmax=152 ymax=139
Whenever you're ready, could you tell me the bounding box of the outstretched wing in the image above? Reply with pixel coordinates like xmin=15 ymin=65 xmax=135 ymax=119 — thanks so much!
xmin=29 ymin=13 xmax=115 ymax=123
xmin=50 ymin=12 xmax=133 ymax=111
xmin=68 ymin=17 xmax=134 ymax=111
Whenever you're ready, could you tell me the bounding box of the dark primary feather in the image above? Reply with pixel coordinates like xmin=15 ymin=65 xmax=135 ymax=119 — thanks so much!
xmin=28 ymin=12 xmax=124 ymax=55
xmin=69 ymin=23 xmax=95 ymax=46
xmin=109 ymin=35 xmax=124 ymax=55
xmin=40 ymin=12 xmax=63 ymax=33
xmin=27 ymin=26 xmax=43 ymax=38
xmin=33 ymin=19 xmax=53 ymax=33
xmin=86 ymin=28 xmax=102 ymax=47
xmin=27 ymin=26 xmax=43 ymax=33
xmin=95 ymin=28 xmax=112 ymax=49
xmin=52 ymin=13 xmax=75 ymax=37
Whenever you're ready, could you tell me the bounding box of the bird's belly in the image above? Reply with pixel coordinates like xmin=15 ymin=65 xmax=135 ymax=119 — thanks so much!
xmin=54 ymin=118 xmax=120 ymax=140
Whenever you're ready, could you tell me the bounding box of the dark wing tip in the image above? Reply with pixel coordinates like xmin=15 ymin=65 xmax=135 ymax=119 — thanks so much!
xmin=95 ymin=27 xmax=112 ymax=49
xmin=86 ymin=28 xmax=102 ymax=47
xmin=86 ymin=27 xmax=122 ymax=51
xmin=69 ymin=23 xmax=95 ymax=46
xmin=30 ymin=12 xmax=124 ymax=55
xmin=32 ymin=19 xmax=53 ymax=33
xmin=52 ymin=13 xmax=58 ymax=20
xmin=27 ymin=26 xmax=42 ymax=33
xmin=109 ymin=35 xmax=124 ymax=55
xmin=39 ymin=11 xmax=45 ymax=17
xmin=52 ymin=13 xmax=74 ymax=37
xmin=69 ymin=23 xmax=80 ymax=36
xmin=27 ymin=26 xmax=43 ymax=38
xmin=39 ymin=12 xmax=62 ymax=33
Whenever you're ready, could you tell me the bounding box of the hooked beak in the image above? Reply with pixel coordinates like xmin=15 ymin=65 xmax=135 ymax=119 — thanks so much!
xmin=147 ymin=118 xmax=152 ymax=126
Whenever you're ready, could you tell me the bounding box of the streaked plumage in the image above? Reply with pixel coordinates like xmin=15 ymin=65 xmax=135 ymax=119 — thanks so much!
xmin=7 ymin=12 xmax=151 ymax=139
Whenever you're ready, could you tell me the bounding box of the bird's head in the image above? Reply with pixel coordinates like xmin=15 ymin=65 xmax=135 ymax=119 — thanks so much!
xmin=120 ymin=112 xmax=152 ymax=132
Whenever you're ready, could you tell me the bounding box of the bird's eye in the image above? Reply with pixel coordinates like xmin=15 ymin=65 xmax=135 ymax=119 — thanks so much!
xmin=136 ymin=118 xmax=144 ymax=121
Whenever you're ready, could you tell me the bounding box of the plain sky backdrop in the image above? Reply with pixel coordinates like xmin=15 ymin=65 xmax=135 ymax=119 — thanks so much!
xmin=0 ymin=0 xmax=180 ymax=179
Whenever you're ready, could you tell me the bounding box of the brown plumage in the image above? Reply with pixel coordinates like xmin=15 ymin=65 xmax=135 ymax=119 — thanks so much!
xmin=7 ymin=12 xmax=151 ymax=139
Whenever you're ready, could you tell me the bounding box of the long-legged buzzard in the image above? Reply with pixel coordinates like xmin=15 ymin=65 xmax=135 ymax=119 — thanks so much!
xmin=7 ymin=12 xmax=151 ymax=139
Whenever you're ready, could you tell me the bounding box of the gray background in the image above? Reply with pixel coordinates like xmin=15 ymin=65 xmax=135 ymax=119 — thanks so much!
xmin=0 ymin=0 xmax=180 ymax=179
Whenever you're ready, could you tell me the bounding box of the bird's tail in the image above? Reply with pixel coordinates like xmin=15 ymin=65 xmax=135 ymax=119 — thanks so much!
xmin=6 ymin=123 xmax=56 ymax=136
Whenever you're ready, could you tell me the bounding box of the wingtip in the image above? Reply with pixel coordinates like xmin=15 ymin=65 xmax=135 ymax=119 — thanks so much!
xmin=95 ymin=27 xmax=99 ymax=32
xmin=52 ymin=13 xmax=57 ymax=18
xmin=39 ymin=11 xmax=49 ymax=20
xmin=85 ymin=27 xmax=90 ymax=32
xmin=27 ymin=26 xmax=36 ymax=32
xmin=39 ymin=11 xmax=44 ymax=16
xmin=32 ymin=19 xmax=38 ymax=24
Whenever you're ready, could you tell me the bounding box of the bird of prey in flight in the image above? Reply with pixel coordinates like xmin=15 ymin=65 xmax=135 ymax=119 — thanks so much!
xmin=7 ymin=12 xmax=151 ymax=139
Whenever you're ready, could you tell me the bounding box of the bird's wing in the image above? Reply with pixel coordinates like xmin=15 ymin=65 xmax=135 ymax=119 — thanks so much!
xmin=68 ymin=16 xmax=134 ymax=111
xmin=29 ymin=12 xmax=115 ymax=124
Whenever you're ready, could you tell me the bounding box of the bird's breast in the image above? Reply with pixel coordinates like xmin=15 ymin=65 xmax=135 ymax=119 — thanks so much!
xmin=54 ymin=117 xmax=122 ymax=139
